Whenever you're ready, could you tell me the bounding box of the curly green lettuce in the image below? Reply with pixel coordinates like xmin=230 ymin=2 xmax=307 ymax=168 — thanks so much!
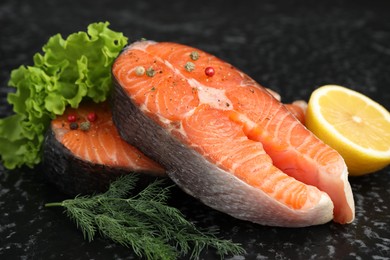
xmin=0 ymin=22 xmax=128 ymax=169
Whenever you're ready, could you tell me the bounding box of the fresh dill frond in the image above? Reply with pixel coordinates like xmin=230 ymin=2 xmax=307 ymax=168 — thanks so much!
xmin=45 ymin=174 xmax=245 ymax=259
xmin=102 ymin=173 xmax=138 ymax=198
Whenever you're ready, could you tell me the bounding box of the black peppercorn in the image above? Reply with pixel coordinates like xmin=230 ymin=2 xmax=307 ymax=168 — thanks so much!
xmin=69 ymin=122 xmax=78 ymax=130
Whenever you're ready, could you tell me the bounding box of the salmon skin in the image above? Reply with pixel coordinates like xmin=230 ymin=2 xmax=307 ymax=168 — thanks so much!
xmin=112 ymin=40 xmax=355 ymax=226
xmin=43 ymin=101 xmax=165 ymax=196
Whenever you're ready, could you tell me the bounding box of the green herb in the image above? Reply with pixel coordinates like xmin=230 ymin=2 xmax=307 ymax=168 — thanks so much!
xmin=184 ymin=61 xmax=196 ymax=72
xmin=45 ymin=174 xmax=245 ymax=259
xmin=190 ymin=51 xmax=200 ymax=61
xmin=79 ymin=121 xmax=91 ymax=131
xmin=0 ymin=22 xmax=128 ymax=169
xmin=146 ymin=67 xmax=156 ymax=77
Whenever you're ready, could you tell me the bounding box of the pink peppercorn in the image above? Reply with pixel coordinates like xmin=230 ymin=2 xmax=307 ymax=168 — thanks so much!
xmin=205 ymin=67 xmax=215 ymax=77
xmin=67 ymin=114 xmax=77 ymax=122
xmin=87 ymin=112 xmax=97 ymax=122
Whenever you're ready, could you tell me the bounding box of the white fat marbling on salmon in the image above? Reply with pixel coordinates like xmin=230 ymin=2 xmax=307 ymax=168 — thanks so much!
xmin=161 ymin=56 xmax=234 ymax=112
xmin=188 ymin=78 xmax=233 ymax=111
xmin=162 ymin=57 xmax=183 ymax=76
xmin=342 ymin=166 xmax=355 ymax=216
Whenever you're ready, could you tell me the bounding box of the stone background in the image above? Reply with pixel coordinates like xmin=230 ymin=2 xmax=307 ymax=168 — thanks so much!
xmin=1 ymin=0 xmax=390 ymax=259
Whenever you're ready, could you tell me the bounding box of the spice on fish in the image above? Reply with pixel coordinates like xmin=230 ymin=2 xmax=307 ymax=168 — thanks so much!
xmin=146 ymin=67 xmax=156 ymax=77
xmin=70 ymin=122 xmax=78 ymax=130
xmin=184 ymin=62 xmax=195 ymax=72
xmin=205 ymin=66 xmax=215 ymax=77
xmin=190 ymin=51 xmax=200 ymax=61
xmin=135 ymin=66 xmax=145 ymax=76
xmin=67 ymin=114 xmax=77 ymax=122
xmin=80 ymin=121 xmax=91 ymax=131
xmin=87 ymin=112 xmax=97 ymax=122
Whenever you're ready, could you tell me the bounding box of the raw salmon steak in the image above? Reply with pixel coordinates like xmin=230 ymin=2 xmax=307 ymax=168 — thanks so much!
xmin=43 ymin=101 xmax=165 ymax=196
xmin=112 ymin=40 xmax=355 ymax=226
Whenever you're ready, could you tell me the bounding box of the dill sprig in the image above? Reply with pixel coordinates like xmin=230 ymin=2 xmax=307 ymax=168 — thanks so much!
xmin=45 ymin=175 xmax=245 ymax=259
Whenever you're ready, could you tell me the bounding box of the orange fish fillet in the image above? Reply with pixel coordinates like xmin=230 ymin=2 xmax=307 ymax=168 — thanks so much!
xmin=112 ymin=40 xmax=355 ymax=226
xmin=51 ymin=101 xmax=165 ymax=174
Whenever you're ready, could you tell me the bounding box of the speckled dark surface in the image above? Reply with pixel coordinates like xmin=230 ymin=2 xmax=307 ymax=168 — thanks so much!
xmin=1 ymin=0 xmax=390 ymax=259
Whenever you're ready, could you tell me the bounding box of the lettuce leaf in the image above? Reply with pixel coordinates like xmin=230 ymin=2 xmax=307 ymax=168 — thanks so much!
xmin=0 ymin=22 xmax=128 ymax=169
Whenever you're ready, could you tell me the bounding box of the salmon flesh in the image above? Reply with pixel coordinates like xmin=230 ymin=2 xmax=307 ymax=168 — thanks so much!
xmin=111 ymin=40 xmax=355 ymax=227
xmin=43 ymin=101 xmax=165 ymax=196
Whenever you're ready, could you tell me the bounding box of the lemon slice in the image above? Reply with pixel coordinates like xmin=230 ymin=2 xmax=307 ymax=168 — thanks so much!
xmin=306 ymin=85 xmax=390 ymax=176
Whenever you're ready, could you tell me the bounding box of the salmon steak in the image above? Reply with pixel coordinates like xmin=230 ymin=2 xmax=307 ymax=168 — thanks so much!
xmin=111 ymin=40 xmax=355 ymax=227
xmin=43 ymin=101 xmax=165 ymax=196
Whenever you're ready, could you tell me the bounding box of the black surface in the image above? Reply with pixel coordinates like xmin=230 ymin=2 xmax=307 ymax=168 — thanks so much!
xmin=1 ymin=0 xmax=390 ymax=259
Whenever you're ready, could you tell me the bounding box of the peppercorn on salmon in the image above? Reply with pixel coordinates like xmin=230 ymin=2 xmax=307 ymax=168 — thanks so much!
xmin=43 ymin=101 xmax=165 ymax=196
xmin=111 ymin=40 xmax=355 ymax=226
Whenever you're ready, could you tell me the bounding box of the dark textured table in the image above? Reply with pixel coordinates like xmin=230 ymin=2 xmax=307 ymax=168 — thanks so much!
xmin=1 ymin=0 xmax=390 ymax=259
